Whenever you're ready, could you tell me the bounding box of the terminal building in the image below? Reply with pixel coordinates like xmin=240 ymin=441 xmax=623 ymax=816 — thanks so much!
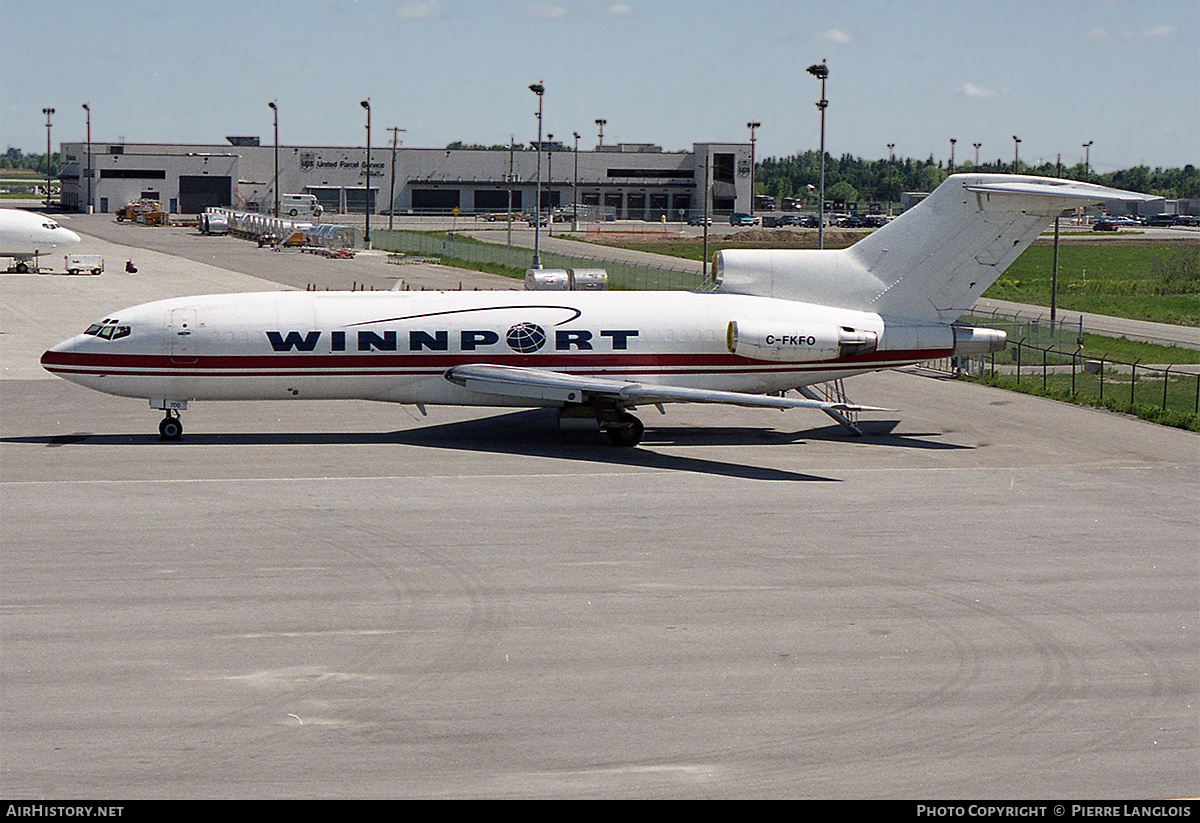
xmin=58 ymin=138 xmax=755 ymax=220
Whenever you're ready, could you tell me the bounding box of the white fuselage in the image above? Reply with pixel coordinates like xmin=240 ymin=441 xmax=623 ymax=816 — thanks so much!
xmin=0 ymin=208 xmax=82 ymax=261
xmin=41 ymin=289 xmax=940 ymax=407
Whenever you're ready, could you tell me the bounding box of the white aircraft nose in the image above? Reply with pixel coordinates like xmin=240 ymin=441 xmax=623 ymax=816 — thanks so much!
xmin=58 ymin=227 xmax=82 ymax=246
xmin=41 ymin=334 xmax=93 ymax=384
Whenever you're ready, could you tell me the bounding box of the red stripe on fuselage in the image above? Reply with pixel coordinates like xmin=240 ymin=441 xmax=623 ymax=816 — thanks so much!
xmin=41 ymin=348 xmax=950 ymax=378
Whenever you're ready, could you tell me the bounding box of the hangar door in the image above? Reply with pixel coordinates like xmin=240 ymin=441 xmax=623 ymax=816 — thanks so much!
xmin=412 ymin=189 xmax=460 ymax=213
xmin=179 ymin=176 xmax=232 ymax=214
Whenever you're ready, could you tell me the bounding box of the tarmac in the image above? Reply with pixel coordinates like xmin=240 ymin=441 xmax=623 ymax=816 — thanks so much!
xmin=1 ymin=212 xmax=1197 ymax=799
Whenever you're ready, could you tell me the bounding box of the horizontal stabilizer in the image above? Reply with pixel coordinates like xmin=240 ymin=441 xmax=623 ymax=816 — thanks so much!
xmin=960 ymin=178 xmax=1160 ymax=203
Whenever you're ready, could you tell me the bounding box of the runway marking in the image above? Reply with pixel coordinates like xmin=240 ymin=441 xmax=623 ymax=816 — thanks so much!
xmin=3 ymin=461 xmax=1193 ymax=488
xmin=0 ymin=471 xmax=655 ymax=486
xmin=220 ymin=629 xmax=419 ymax=639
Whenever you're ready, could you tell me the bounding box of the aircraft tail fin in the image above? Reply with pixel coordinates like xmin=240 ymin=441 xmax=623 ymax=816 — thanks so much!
xmin=849 ymin=174 xmax=1157 ymax=320
xmin=715 ymin=174 xmax=1157 ymax=322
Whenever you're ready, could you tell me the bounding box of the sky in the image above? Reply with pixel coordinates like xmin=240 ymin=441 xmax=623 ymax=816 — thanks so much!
xmin=2 ymin=0 xmax=1197 ymax=174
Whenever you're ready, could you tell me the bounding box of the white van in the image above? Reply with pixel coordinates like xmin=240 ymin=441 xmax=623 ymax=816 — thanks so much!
xmin=278 ymin=193 xmax=323 ymax=218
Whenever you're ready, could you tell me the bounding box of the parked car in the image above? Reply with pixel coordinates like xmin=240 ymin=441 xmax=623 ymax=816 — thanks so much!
xmin=1092 ymin=219 xmax=1119 ymax=231
xmin=1144 ymin=214 xmax=1179 ymax=227
xmin=1110 ymin=216 xmax=1141 ymax=227
xmin=687 ymin=214 xmax=712 ymax=226
xmin=773 ymin=214 xmax=801 ymax=227
xmin=729 ymin=212 xmax=758 ymax=226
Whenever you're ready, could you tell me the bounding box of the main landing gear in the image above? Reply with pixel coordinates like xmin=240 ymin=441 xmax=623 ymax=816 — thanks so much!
xmin=158 ymin=409 xmax=183 ymax=441
xmin=560 ymin=403 xmax=646 ymax=447
xmin=604 ymin=411 xmax=645 ymax=447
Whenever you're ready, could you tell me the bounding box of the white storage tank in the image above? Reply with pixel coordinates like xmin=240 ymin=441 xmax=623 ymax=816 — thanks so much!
xmin=525 ymin=268 xmax=570 ymax=290
xmin=568 ymin=268 xmax=608 ymax=290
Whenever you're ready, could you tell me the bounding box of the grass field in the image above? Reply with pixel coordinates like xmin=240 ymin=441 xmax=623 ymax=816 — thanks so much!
xmin=575 ymin=231 xmax=1199 ymax=328
xmin=989 ymin=240 xmax=1198 ymax=327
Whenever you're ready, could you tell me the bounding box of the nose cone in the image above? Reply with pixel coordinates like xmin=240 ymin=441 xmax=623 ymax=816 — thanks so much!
xmin=59 ymin=227 xmax=82 ymax=247
xmin=41 ymin=334 xmax=87 ymax=378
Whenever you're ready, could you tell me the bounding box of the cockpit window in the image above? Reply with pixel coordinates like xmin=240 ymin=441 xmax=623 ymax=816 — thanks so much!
xmin=44 ymin=222 xmax=61 ymax=230
xmin=84 ymin=320 xmax=130 ymax=340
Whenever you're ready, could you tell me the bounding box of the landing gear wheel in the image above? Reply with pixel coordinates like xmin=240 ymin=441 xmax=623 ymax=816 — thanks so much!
xmin=158 ymin=412 xmax=183 ymax=441
xmin=605 ymin=412 xmax=644 ymax=447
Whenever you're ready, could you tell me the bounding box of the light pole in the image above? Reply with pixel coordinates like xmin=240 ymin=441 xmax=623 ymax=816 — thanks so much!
xmin=388 ymin=127 xmax=405 ymax=231
xmin=887 ymin=143 xmax=895 ymax=162
xmin=82 ymin=103 xmax=91 ymax=213
xmin=507 ymin=136 xmax=515 ymax=247
xmin=806 ymin=61 xmax=828 ymax=249
xmin=572 ymin=131 xmax=580 ymax=229
xmin=949 ymin=138 xmax=956 ymax=172
xmin=530 ymin=82 xmax=545 ymax=269
xmin=42 ymin=107 xmax=55 ymax=208
xmin=1013 ymin=135 xmax=1021 ymax=174
xmin=595 ymin=118 xmax=606 ymax=148
xmin=702 ymin=155 xmax=710 ymax=284
xmin=268 ymin=101 xmax=279 ymax=218
xmin=973 ymin=142 xmax=982 ymax=166
xmin=361 ymin=99 xmax=371 ymax=246
xmin=1082 ymin=140 xmax=1093 ymax=181
xmin=547 ymin=133 xmax=554 ymax=237
xmin=747 ymin=121 xmax=760 ymax=213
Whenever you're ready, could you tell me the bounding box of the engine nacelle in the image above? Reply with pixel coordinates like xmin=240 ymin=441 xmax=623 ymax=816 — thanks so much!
xmin=726 ymin=320 xmax=878 ymax=362
xmin=952 ymin=325 xmax=1007 ymax=355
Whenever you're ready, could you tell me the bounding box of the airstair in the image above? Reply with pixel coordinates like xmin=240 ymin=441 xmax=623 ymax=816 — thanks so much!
xmin=796 ymin=379 xmax=863 ymax=435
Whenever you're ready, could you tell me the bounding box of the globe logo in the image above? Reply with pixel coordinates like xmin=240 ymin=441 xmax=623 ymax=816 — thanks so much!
xmin=505 ymin=322 xmax=547 ymax=354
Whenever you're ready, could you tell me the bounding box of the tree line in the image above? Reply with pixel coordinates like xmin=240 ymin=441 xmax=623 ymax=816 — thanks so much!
xmin=2 ymin=148 xmax=58 ymax=175
xmin=756 ymin=151 xmax=1200 ymax=205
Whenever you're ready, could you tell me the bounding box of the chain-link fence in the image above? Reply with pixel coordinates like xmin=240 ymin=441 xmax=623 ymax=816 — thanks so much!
xmin=934 ymin=319 xmax=1199 ymax=423
xmin=960 ymin=307 xmax=1087 ymax=351
xmin=371 ymin=229 xmax=713 ymax=292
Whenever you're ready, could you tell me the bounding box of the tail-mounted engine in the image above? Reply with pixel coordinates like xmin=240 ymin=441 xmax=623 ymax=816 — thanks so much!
xmin=727 ymin=320 xmax=879 ymax=362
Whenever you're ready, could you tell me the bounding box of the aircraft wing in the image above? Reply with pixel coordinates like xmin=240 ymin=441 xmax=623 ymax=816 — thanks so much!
xmin=444 ymin=364 xmax=890 ymax=412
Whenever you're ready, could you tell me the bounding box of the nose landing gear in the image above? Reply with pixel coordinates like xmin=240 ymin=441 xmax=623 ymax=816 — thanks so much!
xmin=151 ymin=400 xmax=188 ymax=441
xmin=158 ymin=409 xmax=183 ymax=441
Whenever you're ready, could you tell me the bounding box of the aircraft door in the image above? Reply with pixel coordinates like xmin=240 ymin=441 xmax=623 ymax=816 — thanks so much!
xmin=169 ymin=307 xmax=198 ymax=361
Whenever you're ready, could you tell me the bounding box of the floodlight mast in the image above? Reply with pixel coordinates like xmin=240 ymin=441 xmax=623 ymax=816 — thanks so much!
xmin=747 ymin=121 xmax=760 ymax=215
xmin=806 ymin=61 xmax=828 ymax=249
xmin=82 ymin=104 xmax=92 ymax=212
xmin=43 ymin=107 xmax=55 ymax=208
xmin=268 ymin=101 xmax=279 ymax=218
xmin=361 ymin=99 xmax=372 ymax=246
xmin=529 ymin=82 xmax=545 ymax=269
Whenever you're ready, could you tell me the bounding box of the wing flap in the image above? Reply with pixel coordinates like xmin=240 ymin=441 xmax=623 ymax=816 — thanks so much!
xmin=445 ymin=364 xmax=890 ymax=412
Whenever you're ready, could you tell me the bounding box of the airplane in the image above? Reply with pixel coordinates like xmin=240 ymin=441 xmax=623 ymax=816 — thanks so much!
xmin=1 ymin=207 xmax=82 ymax=272
xmin=41 ymin=174 xmax=1154 ymax=446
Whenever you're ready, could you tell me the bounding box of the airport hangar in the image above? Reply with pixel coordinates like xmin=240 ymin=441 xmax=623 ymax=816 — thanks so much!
xmin=56 ymin=138 xmax=756 ymax=220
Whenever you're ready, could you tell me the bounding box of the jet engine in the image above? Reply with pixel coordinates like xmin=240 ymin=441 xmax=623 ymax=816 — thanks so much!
xmin=726 ymin=320 xmax=878 ymax=362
